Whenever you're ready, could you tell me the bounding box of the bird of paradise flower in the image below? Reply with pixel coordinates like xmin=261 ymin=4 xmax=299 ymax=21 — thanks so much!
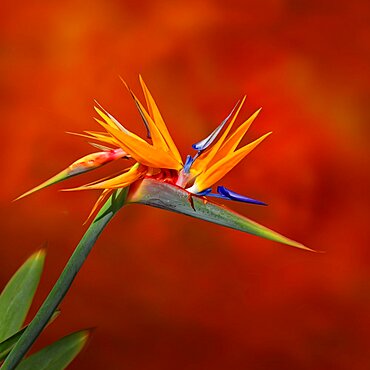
xmin=17 ymin=76 xmax=310 ymax=251
xmin=3 ymin=76 xmax=313 ymax=370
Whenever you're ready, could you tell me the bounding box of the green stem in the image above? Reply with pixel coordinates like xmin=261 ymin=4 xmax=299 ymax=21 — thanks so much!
xmin=2 ymin=188 xmax=128 ymax=370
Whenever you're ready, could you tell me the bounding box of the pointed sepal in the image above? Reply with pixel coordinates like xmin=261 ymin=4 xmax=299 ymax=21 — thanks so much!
xmin=15 ymin=149 xmax=128 ymax=201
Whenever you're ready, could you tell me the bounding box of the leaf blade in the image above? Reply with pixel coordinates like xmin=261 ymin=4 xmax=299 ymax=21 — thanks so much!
xmin=1 ymin=188 xmax=128 ymax=369
xmin=0 ymin=250 xmax=45 ymax=341
xmin=15 ymin=330 xmax=89 ymax=370
xmin=0 ymin=310 xmax=60 ymax=362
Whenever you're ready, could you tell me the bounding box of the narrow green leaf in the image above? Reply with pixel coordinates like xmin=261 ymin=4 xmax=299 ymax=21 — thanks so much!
xmin=2 ymin=188 xmax=128 ymax=370
xmin=15 ymin=330 xmax=89 ymax=370
xmin=0 ymin=310 xmax=60 ymax=361
xmin=0 ymin=328 xmax=26 ymax=362
xmin=128 ymin=178 xmax=314 ymax=251
xmin=0 ymin=250 xmax=45 ymax=341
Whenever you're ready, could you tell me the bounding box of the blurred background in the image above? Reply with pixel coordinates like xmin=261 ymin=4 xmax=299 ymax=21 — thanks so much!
xmin=0 ymin=0 xmax=369 ymax=369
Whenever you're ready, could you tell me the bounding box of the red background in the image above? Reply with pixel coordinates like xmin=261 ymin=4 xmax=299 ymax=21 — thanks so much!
xmin=1 ymin=1 xmax=369 ymax=369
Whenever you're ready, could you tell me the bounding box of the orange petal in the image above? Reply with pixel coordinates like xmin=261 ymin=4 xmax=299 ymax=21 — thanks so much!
xmin=65 ymin=163 xmax=147 ymax=191
xmin=84 ymin=189 xmax=114 ymax=225
xmin=67 ymin=130 xmax=119 ymax=147
xmin=211 ymin=108 xmax=262 ymax=164
xmin=139 ymin=75 xmax=183 ymax=163
xmin=128 ymin=90 xmax=172 ymax=152
xmin=191 ymin=96 xmax=246 ymax=174
xmin=189 ymin=132 xmax=272 ymax=193
xmin=96 ymin=119 xmax=182 ymax=170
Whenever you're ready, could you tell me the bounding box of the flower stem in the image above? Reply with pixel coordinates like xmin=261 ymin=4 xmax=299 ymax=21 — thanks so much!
xmin=2 ymin=188 xmax=128 ymax=370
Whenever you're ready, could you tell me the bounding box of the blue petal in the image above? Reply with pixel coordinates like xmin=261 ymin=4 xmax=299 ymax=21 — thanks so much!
xmin=196 ymin=188 xmax=212 ymax=196
xmin=184 ymin=155 xmax=195 ymax=173
xmin=217 ymin=186 xmax=267 ymax=206
xmin=192 ymin=101 xmax=239 ymax=152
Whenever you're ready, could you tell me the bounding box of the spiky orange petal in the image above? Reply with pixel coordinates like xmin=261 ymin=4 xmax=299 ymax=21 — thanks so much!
xmin=139 ymin=75 xmax=183 ymax=163
xmin=188 ymin=132 xmax=272 ymax=193
xmin=64 ymin=163 xmax=147 ymax=191
xmin=96 ymin=119 xmax=182 ymax=170
xmin=191 ymin=96 xmax=246 ymax=174
xmin=84 ymin=188 xmax=114 ymax=225
xmin=211 ymin=108 xmax=262 ymax=165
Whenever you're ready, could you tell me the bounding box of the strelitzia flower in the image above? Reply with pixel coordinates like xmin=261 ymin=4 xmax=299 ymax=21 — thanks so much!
xmin=17 ymin=76 xmax=312 ymax=251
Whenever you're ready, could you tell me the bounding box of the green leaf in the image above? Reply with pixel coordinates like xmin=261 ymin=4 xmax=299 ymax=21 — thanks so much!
xmin=128 ymin=178 xmax=314 ymax=251
xmin=0 ymin=250 xmax=45 ymax=342
xmin=0 ymin=310 xmax=60 ymax=362
xmin=15 ymin=330 xmax=89 ymax=370
xmin=2 ymin=188 xmax=128 ymax=370
xmin=0 ymin=328 xmax=26 ymax=362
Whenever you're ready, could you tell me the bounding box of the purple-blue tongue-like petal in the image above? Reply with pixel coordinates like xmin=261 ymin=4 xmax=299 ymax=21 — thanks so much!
xmin=183 ymin=155 xmax=195 ymax=173
xmin=196 ymin=187 xmax=212 ymax=196
xmin=217 ymin=186 xmax=267 ymax=206
xmin=192 ymin=101 xmax=239 ymax=151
